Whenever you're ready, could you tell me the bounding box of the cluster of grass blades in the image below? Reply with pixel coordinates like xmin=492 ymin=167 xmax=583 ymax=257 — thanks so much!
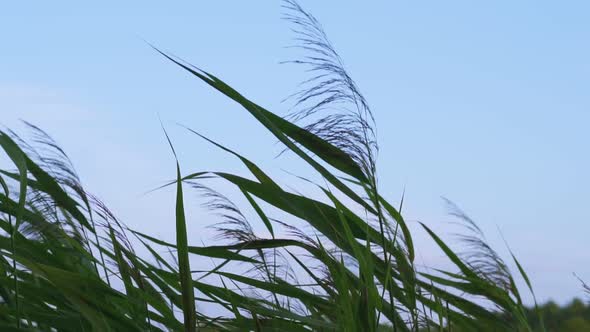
xmin=0 ymin=1 xmax=551 ymax=331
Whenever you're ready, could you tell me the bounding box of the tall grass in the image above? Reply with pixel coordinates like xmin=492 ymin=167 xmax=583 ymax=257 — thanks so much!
xmin=0 ymin=1 xmax=548 ymax=331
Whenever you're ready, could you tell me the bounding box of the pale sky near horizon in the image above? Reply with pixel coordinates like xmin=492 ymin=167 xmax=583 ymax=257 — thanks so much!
xmin=1 ymin=1 xmax=589 ymax=306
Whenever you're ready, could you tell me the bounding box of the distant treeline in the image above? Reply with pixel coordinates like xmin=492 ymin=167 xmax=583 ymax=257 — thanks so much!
xmin=521 ymin=298 xmax=590 ymax=332
xmin=406 ymin=298 xmax=590 ymax=331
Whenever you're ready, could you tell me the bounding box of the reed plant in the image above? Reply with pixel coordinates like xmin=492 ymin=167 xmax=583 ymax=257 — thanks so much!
xmin=0 ymin=1 xmax=548 ymax=331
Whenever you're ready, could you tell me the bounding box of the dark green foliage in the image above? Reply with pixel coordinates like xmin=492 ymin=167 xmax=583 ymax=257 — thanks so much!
xmin=0 ymin=1 xmax=560 ymax=331
xmin=526 ymin=299 xmax=590 ymax=332
xmin=416 ymin=300 xmax=590 ymax=332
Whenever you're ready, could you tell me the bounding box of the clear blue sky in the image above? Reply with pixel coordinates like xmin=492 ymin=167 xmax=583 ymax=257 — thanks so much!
xmin=2 ymin=1 xmax=589 ymax=305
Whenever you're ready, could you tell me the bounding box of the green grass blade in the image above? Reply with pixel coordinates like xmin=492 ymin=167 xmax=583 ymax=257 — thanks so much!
xmin=155 ymin=50 xmax=376 ymax=214
xmin=0 ymin=132 xmax=28 ymax=328
xmin=174 ymin=163 xmax=196 ymax=331
xmin=161 ymin=124 xmax=197 ymax=331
